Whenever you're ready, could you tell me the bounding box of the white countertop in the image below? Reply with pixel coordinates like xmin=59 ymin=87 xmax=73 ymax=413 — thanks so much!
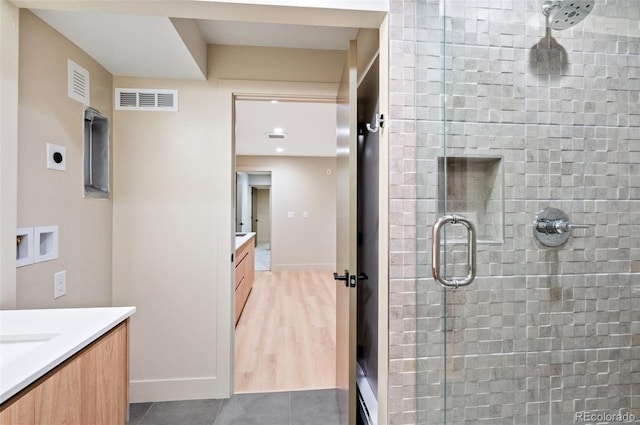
xmin=235 ymin=232 xmax=256 ymax=250
xmin=0 ymin=306 xmax=136 ymax=404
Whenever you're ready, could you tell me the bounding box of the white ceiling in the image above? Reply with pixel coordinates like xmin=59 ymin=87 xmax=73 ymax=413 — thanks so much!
xmin=19 ymin=1 xmax=386 ymax=157
xmin=21 ymin=0 xmax=386 ymax=79
xmin=197 ymin=20 xmax=359 ymax=51
xmin=32 ymin=10 xmax=208 ymax=80
xmin=235 ymin=100 xmax=337 ymax=157
xmin=31 ymin=9 xmax=362 ymax=79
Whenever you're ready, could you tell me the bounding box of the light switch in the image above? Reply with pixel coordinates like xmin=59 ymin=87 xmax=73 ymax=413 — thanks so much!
xmin=54 ymin=271 xmax=66 ymax=299
xmin=303 ymin=212 xmax=309 ymax=219
xmin=288 ymin=211 xmax=295 ymax=219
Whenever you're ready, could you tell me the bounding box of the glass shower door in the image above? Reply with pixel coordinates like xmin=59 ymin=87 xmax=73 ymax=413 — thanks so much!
xmin=416 ymin=0 xmax=639 ymax=424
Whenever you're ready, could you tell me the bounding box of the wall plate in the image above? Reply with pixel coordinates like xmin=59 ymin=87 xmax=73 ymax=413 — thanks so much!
xmin=47 ymin=143 xmax=66 ymax=171
xmin=34 ymin=225 xmax=59 ymax=263
xmin=16 ymin=227 xmax=34 ymax=267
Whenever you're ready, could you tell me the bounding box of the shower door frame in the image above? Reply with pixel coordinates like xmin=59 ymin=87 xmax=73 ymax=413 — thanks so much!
xmin=415 ymin=1 xmax=638 ymax=424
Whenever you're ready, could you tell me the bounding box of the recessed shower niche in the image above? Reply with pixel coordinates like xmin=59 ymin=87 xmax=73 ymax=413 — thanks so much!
xmin=438 ymin=156 xmax=504 ymax=244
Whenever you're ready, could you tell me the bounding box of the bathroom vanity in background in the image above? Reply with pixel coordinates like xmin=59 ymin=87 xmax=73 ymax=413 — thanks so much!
xmin=0 ymin=307 xmax=135 ymax=425
xmin=235 ymin=232 xmax=255 ymax=325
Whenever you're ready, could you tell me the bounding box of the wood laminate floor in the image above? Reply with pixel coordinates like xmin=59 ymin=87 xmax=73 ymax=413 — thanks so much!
xmin=234 ymin=270 xmax=336 ymax=393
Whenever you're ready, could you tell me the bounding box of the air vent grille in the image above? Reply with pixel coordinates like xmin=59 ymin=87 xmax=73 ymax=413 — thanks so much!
xmin=115 ymin=88 xmax=179 ymax=111
xmin=267 ymin=133 xmax=286 ymax=140
xmin=68 ymin=59 xmax=90 ymax=105
xmin=119 ymin=92 xmax=137 ymax=107
xmin=158 ymin=93 xmax=175 ymax=108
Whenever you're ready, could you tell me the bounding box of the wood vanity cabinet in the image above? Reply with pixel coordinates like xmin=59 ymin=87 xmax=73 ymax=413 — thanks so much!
xmin=235 ymin=235 xmax=255 ymax=325
xmin=0 ymin=320 xmax=129 ymax=425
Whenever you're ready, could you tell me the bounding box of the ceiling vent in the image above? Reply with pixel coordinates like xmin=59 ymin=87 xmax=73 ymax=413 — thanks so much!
xmin=115 ymin=88 xmax=178 ymax=111
xmin=68 ymin=59 xmax=90 ymax=105
xmin=267 ymin=133 xmax=286 ymax=140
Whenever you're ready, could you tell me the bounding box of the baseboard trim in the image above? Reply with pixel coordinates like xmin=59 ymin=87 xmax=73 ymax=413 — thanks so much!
xmin=130 ymin=377 xmax=222 ymax=403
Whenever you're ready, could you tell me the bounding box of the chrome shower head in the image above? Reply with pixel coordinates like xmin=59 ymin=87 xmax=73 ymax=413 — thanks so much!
xmin=542 ymin=0 xmax=594 ymax=30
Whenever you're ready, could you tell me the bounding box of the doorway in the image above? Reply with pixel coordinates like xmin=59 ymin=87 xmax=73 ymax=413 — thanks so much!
xmin=356 ymin=56 xmax=380 ymax=425
xmin=253 ymin=186 xmax=271 ymax=271
xmin=237 ymin=172 xmax=272 ymax=271
xmin=233 ymin=97 xmax=339 ymax=394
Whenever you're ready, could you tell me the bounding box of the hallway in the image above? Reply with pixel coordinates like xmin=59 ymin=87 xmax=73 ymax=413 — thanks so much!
xmin=234 ymin=270 xmax=336 ymax=393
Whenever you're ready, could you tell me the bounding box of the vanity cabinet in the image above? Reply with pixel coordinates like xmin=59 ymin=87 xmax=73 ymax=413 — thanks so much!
xmin=235 ymin=235 xmax=255 ymax=325
xmin=0 ymin=320 xmax=129 ymax=425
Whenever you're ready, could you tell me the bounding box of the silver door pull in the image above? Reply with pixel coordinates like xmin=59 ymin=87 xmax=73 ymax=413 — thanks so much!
xmin=431 ymin=214 xmax=477 ymax=289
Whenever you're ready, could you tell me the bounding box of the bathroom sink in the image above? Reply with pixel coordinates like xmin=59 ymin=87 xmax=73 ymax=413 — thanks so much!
xmin=0 ymin=333 xmax=58 ymax=367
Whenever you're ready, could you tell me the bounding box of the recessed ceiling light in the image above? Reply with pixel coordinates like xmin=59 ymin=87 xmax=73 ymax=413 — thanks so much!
xmin=271 ymin=100 xmax=278 ymax=104
xmin=276 ymin=147 xmax=284 ymax=153
xmin=273 ymin=127 xmax=284 ymax=134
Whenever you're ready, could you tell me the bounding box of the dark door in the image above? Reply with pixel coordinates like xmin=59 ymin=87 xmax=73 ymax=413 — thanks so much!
xmin=356 ymin=56 xmax=379 ymax=409
xmin=251 ymin=187 xmax=258 ymax=236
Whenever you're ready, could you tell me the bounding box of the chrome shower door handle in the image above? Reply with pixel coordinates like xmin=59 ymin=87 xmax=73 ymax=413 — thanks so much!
xmin=431 ymin=214 xmax=477 ymax=289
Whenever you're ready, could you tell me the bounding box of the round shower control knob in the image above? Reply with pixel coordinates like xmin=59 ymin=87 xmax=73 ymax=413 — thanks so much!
xmin=533 ymin=207 xmax=589 ymax=247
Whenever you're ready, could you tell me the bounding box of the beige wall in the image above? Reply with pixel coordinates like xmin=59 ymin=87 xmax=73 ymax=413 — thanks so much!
xmin=112 ymin=44 xmax=343 ymax=401
xmin=16 ymin=10 xmax=113 ymax=308
xmin=237 ymin=156 xmax=337 ymax=271
xmin=0 ymin=0 xmax=19 ymax=309
xmin=112 ymin=76 xmax=219 ymax=401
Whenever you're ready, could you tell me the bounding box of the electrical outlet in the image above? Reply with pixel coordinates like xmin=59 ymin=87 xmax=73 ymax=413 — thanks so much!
xmin=54 ymin=271 xmax=66 ymax=299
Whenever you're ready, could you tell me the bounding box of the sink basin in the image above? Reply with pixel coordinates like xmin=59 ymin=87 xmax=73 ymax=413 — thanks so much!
xmin=0 ymin=333 xmax=58 ymax=367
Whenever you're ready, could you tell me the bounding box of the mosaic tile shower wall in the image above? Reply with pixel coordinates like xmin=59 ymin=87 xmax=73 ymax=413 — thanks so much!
xmin=388 ymin=0 xmax=640 ymax=424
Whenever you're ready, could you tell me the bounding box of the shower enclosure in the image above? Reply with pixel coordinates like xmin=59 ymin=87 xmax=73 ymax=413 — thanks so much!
xmin=414 ymin=1 xmax=640 ymax=424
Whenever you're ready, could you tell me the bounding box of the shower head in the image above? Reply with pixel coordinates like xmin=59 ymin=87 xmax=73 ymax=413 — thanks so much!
xmin=542 ymin=0 xmax=594 ymax=30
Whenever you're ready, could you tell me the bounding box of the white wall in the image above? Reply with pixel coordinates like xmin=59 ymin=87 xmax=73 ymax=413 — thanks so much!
xmin=112 ymin=45 xmax=343 ymax=401
xmin=238 ymin=155 xmax=337 ymax=271
xmin=248 ymin=173 xmax=271 ymax=187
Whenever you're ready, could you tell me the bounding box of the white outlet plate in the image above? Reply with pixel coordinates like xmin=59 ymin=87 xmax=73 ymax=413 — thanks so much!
xmin=34 ymin=225 xmax=59 ymax=263
xmin=47 ymin=143 xmax=66 ymax=171
xmin=54 ymin=271 xmax=66 ymax=299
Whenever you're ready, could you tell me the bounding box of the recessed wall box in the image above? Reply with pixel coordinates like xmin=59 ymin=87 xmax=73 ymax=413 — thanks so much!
xmin=34 ymin=225 xmax=59 ymax=263
xmin=47 ymin=143 xmax=66 ymax=171
xmin=84 ymin=107 xmax=109 ymax=199
xmin=16 ymin=227 xmax=34 ymax=267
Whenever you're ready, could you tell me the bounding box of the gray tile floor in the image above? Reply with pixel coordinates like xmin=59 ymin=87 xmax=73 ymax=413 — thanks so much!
xmin=255 ymin=242 xmax=270 ymax=271
xmin=128 ymin=389 xmax=340 ymax=425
